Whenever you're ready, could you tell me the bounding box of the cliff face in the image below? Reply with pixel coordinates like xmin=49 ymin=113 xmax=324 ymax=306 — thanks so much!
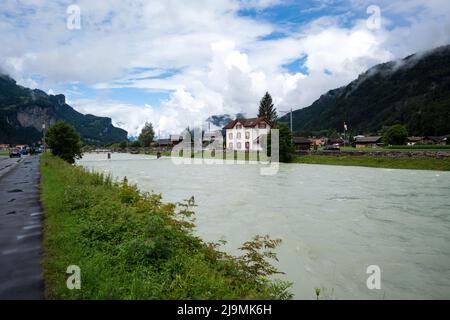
xmin=280 ymin=45 xmax=450 ymax=136
xmin=0 ymin=75 xmax=128 ymax=145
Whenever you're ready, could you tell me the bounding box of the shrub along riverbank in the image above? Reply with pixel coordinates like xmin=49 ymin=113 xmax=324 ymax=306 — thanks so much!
xmin=40 ymin=154 xmax=292 ymax=299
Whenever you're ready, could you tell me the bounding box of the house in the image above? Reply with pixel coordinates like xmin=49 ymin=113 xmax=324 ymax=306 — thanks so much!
xmin=311 ymin=138 xmax=326 ymax=147
xmin=421 ymin=136 xmax=448 ymax=145
xmin=203 ymin=130 xmax=223 ymax=149
xmin=156 ymin=138 xmax=172 ymax=147
xmin=353 ymin=136 xmax=383 ymax=148
xmin=407 ymin=136 xmax=424 ymax=145
xmin=223 ymin=117 xmax=272 ymax=151
xmin=293 ymin=137 xmax=312 ymax=151
xmin=326 ymin=138 xmax=345 ymax=146
xmin=203 ymin=130 xmax=222 ymax=143
xmin=170 ymin=134 xmax=183 ymax=146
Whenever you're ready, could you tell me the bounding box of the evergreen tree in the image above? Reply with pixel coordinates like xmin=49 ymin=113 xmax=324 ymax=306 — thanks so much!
xmin=266 ymin=122 xmax=294 ymax=162
xmin=258 ymin=92 xmax=277 ymax=123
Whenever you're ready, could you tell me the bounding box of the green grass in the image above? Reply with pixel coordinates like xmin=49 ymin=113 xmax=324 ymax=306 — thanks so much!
xmin=0 ymin=150 xmax=9 ymax=156
xmin=40 ymin=154 xmax=292 ymax=299
xmin=292 ymin=155 xmax=450 ymax=171
xmin=338 ymin=146 xmax=450 ymax=152
xmin=385 ymin=145 xmax=450 ymax=151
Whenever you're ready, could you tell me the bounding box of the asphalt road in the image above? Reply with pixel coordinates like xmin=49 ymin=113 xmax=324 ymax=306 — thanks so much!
xmin=0 ymin=155 xmax=43 ymax=299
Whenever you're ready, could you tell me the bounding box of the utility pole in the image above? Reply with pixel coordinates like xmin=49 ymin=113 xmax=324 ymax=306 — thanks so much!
xmin=42 ymin=123 xmax=46 ymax=153
xmin=280 ymin=108 xmax=294 ymax=134
xmin=290 ymin=108 xmax=293 ymax=134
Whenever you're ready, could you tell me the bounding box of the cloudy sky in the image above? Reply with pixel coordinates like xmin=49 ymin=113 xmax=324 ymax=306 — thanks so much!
xmin=1 ymin=0 xmax=450 ymax=136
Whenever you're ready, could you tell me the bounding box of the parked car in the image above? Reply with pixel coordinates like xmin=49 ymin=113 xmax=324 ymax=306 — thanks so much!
xmin=324 ymin=144 xmax=340 ymax=151
xmin=9 ymin=149 xmax=21 ymax=158
xmin=20 ymin=148 xmax=28 ymax=155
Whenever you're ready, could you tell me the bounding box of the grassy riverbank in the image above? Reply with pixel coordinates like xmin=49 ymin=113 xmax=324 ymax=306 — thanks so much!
xmin=292 ymin=155 xmax=450 ymax=171
xmin=40 ymin=154 xmax=292 ymax=299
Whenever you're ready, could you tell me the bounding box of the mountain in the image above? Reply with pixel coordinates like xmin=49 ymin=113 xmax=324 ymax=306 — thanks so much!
xmin=0 ymin=74 xmax=127 ymax=145
xmin=280 ymin=45 xmax=450 ymax=136
xmin=206 ymin=113 xmax=246 ymax=128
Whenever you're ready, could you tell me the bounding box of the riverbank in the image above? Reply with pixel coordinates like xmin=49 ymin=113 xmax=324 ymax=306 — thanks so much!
xmin=131 ymin=150 xmax=450 ymax=171
xmin=292 ymin=155 xmax=450 ymax=171
xmin=40 ymin=154 xmax=291 ymax=299
xmin=88 ymin=148 xmax=450 ymax=171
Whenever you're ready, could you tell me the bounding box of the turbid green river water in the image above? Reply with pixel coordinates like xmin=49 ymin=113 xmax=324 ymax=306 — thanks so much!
xmin=78 ymin=153 xmax=450 ymax=299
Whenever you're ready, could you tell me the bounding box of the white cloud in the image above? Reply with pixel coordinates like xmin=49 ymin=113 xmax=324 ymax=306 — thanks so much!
xmin=2 ymin=0 xmax=450 ymax=137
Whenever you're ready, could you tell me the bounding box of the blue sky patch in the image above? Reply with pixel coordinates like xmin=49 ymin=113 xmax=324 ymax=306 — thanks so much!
xmin=282 ymin=54 xmax=309 ymax=75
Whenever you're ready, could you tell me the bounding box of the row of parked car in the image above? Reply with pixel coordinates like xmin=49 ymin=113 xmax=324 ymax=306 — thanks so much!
xmin=9 ymin=147 xmax=43 ymax=158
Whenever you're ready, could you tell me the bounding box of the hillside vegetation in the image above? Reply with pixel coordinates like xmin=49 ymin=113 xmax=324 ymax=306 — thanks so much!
xmin=281 ymin=45 xmax=450 ymax=136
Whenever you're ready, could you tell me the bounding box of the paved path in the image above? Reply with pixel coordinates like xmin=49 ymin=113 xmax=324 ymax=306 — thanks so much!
xmin=0 ymin=156 xmax=23 ymax=179
xmin=0 ymin=155 xmax=43 ymax=299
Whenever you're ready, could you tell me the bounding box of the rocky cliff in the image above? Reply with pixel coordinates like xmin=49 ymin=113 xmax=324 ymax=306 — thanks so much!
xmin=0 ymin=74 xmax=127 ymax=145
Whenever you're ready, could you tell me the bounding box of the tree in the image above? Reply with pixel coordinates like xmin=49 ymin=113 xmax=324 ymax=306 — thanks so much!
xmin=119 ymin=141 xmax=127 ymax=149
xmin=129 ymin=140 xmax=142 ymax=148
xmin=383 ymin=124 xmax=408 ymax=145
xmin=276 ymin=123 xmax=294 ymax=162
xmin=258 ymin=92 xmax=277 ymax=123
xmin=45 ymin=120 xmax=82 ymax=164
xmin=266 ymin=122 xmax=294 ymax=162
xmin=138 ymin=122 xmax=155 ymax=147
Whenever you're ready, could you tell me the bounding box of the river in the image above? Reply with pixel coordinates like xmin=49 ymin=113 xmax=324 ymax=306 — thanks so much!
xmin=78 ymin=153 xmax=450 ymax=299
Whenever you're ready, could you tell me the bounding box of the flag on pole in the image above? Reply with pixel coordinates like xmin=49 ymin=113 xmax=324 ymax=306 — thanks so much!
xmin=344 ymin=122 xmax=348 ymax=131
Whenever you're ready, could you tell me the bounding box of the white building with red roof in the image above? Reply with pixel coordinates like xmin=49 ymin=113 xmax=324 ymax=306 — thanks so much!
xmin=223 ymin=117 xmax=272 ymax=151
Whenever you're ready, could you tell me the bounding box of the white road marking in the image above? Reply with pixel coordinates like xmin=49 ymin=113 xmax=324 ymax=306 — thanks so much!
xmin=23 ymin=224 xmax=41 ymax=230
xmin=30 ymin=212 xmax=42 ymax=217
xmin=17 ymin=232 xmax=41 ymax=240
xmin=2 ymin=246 xmax=40 ymax=255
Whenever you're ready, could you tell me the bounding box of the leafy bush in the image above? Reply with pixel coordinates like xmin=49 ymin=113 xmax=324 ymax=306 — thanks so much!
xmin=41 ymin=154 xmax=292 ymax=299
xmin=383 ymin=124 xmax=408 ymax=145
xmin=45 ymin=120 xmax=82 ymax=163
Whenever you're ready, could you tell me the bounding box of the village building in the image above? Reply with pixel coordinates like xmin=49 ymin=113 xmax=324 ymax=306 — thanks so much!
xmin=407 ymin=136 xmax=424 ymax=145
xmin=421 ymin=136 xmax=448 ymax=145
xmin=311 ymin=138 xmax=326 ymax=147
xmin=353 ymin=136 xmax=383 ymax=148
xmin=223 ymin=117 xmax=272 ymax=151
xmin=170 ymin=134 xmax=183 ymax=146
xmin=326 ymin=137 xmax=346 ymax=147
xmin=293 ymin=137 xmax=312 ymax=151
xmin=202 ymin=130 xmax=223 ymax=149
xmin=407 ymin=135 xmax=449 ymax=145
xmin=156 ymin=138 xmax=172 ymax=147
